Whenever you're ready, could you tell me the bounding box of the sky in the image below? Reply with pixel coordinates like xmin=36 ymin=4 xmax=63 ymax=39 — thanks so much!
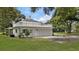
xmin=16 ymin=7 xmax=55 ymax=23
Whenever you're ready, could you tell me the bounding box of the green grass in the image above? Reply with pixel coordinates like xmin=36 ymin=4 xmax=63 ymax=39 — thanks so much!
xmin=67 ymin=32 xmax=79 ymax=36
xmin=0 ymin=35 xmax=79 ymax=51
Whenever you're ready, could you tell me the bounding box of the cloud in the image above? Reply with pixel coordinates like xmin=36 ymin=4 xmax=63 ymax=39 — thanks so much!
xmin=34 ymin=15 xmax=51 ymax=23
xmin=33 ymin=8 xmax=56 ymax=23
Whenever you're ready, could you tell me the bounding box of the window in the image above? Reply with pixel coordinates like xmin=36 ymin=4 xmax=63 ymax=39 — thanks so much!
xmin=15 ymin=29 xmax=17 ymax=33
xmin=23 ymin=29 xmax=26 ymax=33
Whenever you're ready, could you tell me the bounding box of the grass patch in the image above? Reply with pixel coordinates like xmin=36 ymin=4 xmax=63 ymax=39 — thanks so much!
xmin=0 ymin=35 xmax=79 ymax=51
xmin=67 ymin=32 xmax=79 ymax=36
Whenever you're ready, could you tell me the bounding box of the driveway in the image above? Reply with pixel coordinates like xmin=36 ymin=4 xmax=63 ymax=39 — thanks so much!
xmin=35 ymin=36 xmax=79 ymax=41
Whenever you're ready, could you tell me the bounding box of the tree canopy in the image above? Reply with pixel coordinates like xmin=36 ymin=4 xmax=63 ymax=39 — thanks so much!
xmin=0 ymin=7 xmax=21 ymax=32
xmin=31 ymin=7 xmax=54 ymax=15
xmin=50 ymin=7 xmax=79 ymax=33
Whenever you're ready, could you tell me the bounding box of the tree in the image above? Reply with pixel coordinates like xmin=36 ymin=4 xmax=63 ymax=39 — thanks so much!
xmin=31 ymin=7 xmax=54 ymax=15
xmin=75 ymin=22 xmax=79 ymax=32
xmin=50 ymin=7 xmax=79 ymax=33
xmin=50 ymin=16 xmax=67 ymax=32
xmin=0 ymin=7 xmax=21 ymax=32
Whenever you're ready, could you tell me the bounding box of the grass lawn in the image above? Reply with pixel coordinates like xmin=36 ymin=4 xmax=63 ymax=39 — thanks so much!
xmin=0 ymin=35 xmax=79 ymax=51
xmin=67 ymin=32 xmax=79 ymax=36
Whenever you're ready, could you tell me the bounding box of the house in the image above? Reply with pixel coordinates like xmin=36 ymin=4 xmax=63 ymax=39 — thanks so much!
xmin=71 ymin=21 xmax=77 ymax=32
xmin=6 ymin=16 xmax=53 ymax=37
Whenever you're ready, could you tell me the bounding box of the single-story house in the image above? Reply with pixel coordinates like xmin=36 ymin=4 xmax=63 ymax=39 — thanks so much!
xmin=6 ymin=17 xmax=53 ymax=37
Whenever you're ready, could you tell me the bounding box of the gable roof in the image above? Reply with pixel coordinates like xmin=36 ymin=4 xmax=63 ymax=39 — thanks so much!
xmin=15 ymin=16 xmax=44 ymax=24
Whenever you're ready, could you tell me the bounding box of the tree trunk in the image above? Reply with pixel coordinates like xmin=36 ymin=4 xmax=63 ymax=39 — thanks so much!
xmin=67 ymin=20 xmax=72 ymax=33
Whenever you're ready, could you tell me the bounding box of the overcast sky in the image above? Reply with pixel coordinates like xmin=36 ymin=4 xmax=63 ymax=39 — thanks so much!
xmin=16 ymin=7 xmax=55 ymax=23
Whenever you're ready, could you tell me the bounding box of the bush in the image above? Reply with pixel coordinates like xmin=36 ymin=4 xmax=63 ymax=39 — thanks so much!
xmin=25 ymin=29 xmax=32 ymax=37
